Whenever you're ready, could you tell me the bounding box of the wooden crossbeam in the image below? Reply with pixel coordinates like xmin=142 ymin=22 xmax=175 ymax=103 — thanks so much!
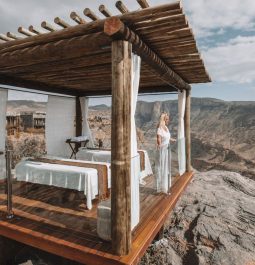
xmin=28 ymin=26 xmax=43 ymax=35
xmin=137 ymin=0 xmax=149 ymax=8
xmin=6 ymin=32 xmax=20 ymax=40
xmin=83 ymin=8 xmax=99 ymax=21
xmin=18 ymin=27 xmax=34 ymax=37
xmin=99 ymin=5 xmax=112 ymax=17
xmin=54 ymin=17 xmax=70 ymax=28
xmin=70 ymin=11 xmax=86 ymax=24
xmin=0 ymin=2 xmax=182 ymax=53
xmin=115 ymin=1 xmax=129 ymax=14
xmin=0 ymin=32 xmax=111 ymax=68
xmin=0 ymin=34 xmax=12 ymax=42
xmin=104 ymin=17 xmax=190 ymax=90
xmin=41 ymin=21 xmax=57 ymax=32
xmin=0 ymin=73 xmax=82 ymax=96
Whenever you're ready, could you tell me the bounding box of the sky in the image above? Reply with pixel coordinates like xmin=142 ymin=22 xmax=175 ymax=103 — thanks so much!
xmin=0 ymin=0 xmax=255 ymax=104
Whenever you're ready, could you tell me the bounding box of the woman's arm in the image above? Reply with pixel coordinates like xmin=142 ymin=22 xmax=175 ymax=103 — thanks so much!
xmin=157 ymin=134 xmax=162 ymax=149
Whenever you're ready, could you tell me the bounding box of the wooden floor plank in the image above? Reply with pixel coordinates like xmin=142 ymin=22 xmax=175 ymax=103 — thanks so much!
xmin=0 ymin=172 xmax=193 ymax=265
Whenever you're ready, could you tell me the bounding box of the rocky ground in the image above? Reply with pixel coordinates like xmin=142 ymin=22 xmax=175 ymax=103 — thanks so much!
xmin=140 ymin=170 xmax=255 ymax=265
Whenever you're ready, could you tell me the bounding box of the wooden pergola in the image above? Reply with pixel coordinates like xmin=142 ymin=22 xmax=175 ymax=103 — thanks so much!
xmin=0 ymin=0 xmax=210 ymax=263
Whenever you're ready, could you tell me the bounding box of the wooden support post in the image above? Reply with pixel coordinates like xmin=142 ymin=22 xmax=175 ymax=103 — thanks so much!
xmin=75 ymin=97 xmax=82 ymax=152
xmin=185 ymin=89 xmax=191 ymax=172
xmin=111 ymin=40 xmax=132 ymax=255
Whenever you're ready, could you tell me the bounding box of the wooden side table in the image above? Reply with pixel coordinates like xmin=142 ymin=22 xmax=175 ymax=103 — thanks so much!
xmin=66 ymin=138 xmax=89 ymax=159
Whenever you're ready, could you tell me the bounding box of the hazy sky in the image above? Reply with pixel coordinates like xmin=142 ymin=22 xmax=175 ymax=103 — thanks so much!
xmin=1 ymin=0 xmax=255 ymax=103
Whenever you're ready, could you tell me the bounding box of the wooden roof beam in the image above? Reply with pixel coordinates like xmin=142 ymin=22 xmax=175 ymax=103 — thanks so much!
xmin=0 ymin=2 xmax=182 ymax=53
xmin=28 ymin=26 xmax=44 ymax=35
xmin=0 ymin=32 xmax=111 ymax=68
xmin=83 ymin=8 xmax=99 ymax=21
xmin=6 ymin=32 xmax=21 ymax=40
xmin=0 ymin=73 xmax=82 ymax=96
xmin=115 ymin=1 xmax=129 ymax=14
xmin=41 ymin=21 xmax=57 ymax=32
xmin=18 ymin=27 xmax=34 ymax=37
xmin=104 ymin=17 xmax=191 ymax=90
xmin=54 ymin=17 xmax=70 ymax=28
xmin=137 ymin=0 xmax=149 ymax=9
xmin=70 ymin=11 xmax=86 ymax=24
xmin=0 ymin=34 xmax=12 ymax=42
xmin=99 ymin=5 xmax=112 ymax=17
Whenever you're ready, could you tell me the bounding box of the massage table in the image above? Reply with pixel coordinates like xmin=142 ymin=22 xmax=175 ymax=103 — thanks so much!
xmin=76 ymin=148 xmax=153 ymax=180
xmin=15 ymin=157 xmax=111 ymax=210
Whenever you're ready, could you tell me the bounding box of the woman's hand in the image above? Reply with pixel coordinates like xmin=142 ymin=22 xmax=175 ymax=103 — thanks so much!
xmin=170 ymin=138 xmax=177 ymax=143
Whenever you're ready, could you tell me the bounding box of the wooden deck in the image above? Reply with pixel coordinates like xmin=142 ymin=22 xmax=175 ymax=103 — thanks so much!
xmin=0 ymin=171 xmax=193 ymax=265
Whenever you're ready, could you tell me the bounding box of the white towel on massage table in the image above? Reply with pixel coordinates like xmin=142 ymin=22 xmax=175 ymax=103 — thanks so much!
xmin=76 ymin=149 xmax=111 ymax=163
xmin=77 ymin=148 xmax=152 ymax=180
xmin=42 ymin=155 xmax=111 ymax=188
xmin=15 ymin=160 xmax=99 ymax=210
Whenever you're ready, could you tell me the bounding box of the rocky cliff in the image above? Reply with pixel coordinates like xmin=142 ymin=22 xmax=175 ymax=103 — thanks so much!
xmin=135 ymin=98 xmax=255 ymax=179
xmin=140 ymin=170 xmax=255 ymax=265
xmin=7 ymin=98 xmax=255 ymax=179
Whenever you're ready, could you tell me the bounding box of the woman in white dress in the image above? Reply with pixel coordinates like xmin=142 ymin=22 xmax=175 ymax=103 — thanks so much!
xmin=156 ymin=112 xmax=176 ymax=193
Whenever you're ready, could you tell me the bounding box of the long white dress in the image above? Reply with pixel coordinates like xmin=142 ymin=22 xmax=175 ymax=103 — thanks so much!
xmin=156 ymin=126 xmax=171 ymax=193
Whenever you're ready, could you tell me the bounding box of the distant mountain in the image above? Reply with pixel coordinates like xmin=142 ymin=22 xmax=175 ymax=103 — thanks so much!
xmin=7 ymin=100 xmax=111 ymax=113
xmin=7 ymin=100 xmax=46 ymax=113
xmin=6 ymin=98 xmax=255 ymax=179
xmin=90 ymin=104 xmax=110 ymax=111
xmin=135 ymin=98 xmax=255 ymax=179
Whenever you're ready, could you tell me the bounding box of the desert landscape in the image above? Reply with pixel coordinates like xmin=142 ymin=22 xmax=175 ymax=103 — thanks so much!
xmin=7 ymin=98 xmax=255 ymax=180
xmin=3 ymin=99 xmax=254 ymax=264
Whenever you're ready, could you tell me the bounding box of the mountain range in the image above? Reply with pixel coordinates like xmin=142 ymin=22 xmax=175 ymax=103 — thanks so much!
xmin=7 ymin=98 xmax=255 ymax=179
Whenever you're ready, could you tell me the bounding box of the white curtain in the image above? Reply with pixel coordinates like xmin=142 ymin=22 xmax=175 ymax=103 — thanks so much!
xmin=178 ymin=90 xmax=186 ymax=175
xmin=131 ymin=53 xmax=141 ymax=229
xmin=80 ymin=97 xmax=94 ymax=148
xmin=46 ymin=96 xmax=76 ymax=158
xmin=0 ymin=88 xmax=8 ymax=179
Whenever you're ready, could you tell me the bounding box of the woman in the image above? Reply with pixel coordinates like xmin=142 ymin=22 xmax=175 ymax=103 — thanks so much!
xmin=156 ymin=112 xmax=176 ymax=194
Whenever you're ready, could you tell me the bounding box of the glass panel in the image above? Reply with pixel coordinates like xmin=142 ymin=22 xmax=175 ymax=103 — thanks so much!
xmin=10 ymin=95 xmax=108 ymax=250
xmin=136 ymin=95 xmax=184 ymax=229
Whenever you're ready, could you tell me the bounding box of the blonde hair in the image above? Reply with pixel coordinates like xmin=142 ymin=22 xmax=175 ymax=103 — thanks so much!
xmin=158 ymin=112 xmax=169 ymax=128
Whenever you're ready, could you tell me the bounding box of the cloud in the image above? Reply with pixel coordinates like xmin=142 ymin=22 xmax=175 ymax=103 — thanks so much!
xmin=183 ymin=0 xmax=255 ymax=38
xmin=0 ymin=0 xmax=141 ymax=34
xmin=204 ymin=35 xmax=255 ymax=84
